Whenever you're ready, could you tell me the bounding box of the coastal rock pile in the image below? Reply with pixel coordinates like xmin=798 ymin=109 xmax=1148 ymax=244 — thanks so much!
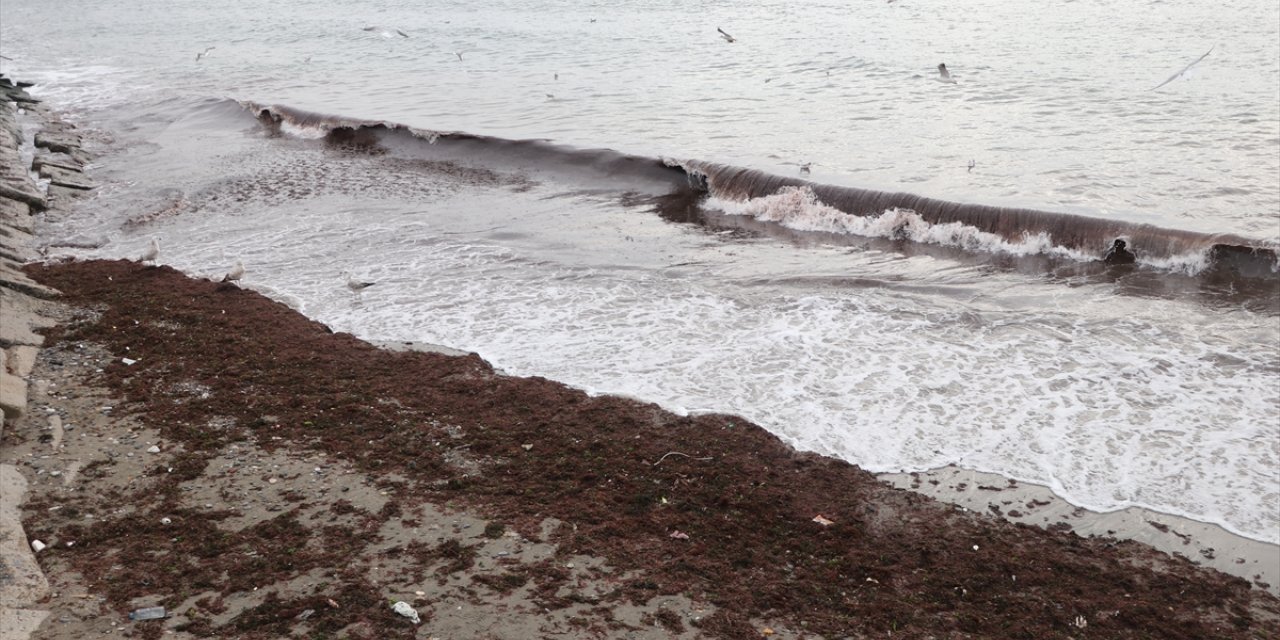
xmin=0 ymin=72 xmax=93 ymax=640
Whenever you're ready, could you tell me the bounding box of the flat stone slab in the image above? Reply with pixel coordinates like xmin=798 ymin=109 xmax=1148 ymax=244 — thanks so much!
xmin=1 ymin=347 xmax=38 ymax=379
xmin=31 ymin=152 xmax=83 ymax=174
xmin=0 ymin=199 xmax=33 ymax=234
xmin=36 ymin=166 xmax=93 ymax=191
xmin=0 ymin=263 xmax=58 ymax=300
xmin=0 ymin=466 xmax=48 ymax=607
xmin=0 ymin=608 xmax=49 ymax=640
xmin=32 ymin=132 xmax=81 ymax=155
xmin=0 ymin=370 xmax=25 ymax=420
xmin=0 ymin=289 xmax=52 ymax=347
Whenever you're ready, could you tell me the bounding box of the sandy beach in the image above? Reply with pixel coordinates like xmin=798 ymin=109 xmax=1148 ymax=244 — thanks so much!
xmin=1 ymin=258 xmax=1275 ymax=639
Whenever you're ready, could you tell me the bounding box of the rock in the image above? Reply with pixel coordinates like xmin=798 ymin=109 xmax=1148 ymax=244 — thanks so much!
xmin=147 ymin=445 xmax=160 ymax=454
xmin=37 ymin=165 xmax=94 ymax=191
xmin=0 ymin=197 xmax=34 ymax=233
xmin=33 ymin=131 xmax=81 ymax=155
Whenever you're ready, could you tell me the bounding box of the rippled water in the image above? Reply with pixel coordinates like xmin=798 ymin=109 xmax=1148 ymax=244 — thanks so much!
xmin=2 ymin=0 xmax=1277 ymax=542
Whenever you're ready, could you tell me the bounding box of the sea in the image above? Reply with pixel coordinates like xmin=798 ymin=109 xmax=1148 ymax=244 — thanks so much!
xmin=1 ymin=0 xmax=1277 ymax=545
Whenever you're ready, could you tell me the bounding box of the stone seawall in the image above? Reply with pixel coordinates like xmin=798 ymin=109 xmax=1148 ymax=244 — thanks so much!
xmin=0 ymin=73 xmax=95 ymax=640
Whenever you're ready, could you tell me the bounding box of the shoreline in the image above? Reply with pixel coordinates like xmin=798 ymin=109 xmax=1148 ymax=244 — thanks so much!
xmin=9 ymin=258 xmax=1274 ymax=638
xmin=373 ymin=338 xmax=1280 ymax=595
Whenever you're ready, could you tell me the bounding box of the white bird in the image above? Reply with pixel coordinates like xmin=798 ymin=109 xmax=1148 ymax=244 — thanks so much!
xmin=138 ymin=237 xmax=160 ymax=263
xmin=452 ymin=51 xmax=465 ymax=61
xmin=342 ymin=271 xmax=377 ymax=293
xmin=1151 ymin=46 xmax=1214 ymax=91
xmin=935 ymin=63 xmax=957 ymax=84
xmin=718 ymin=27 xmax=736 ymax=43
xmin=799 ymin=162 xmax=812 ymax=174
xmin=195 ymin=47 xmax=215 ymax=62
xmin=967 ymin=159 xmax=976 ymax=172
xmin=221 ymin=260 xmax=245 ymax=283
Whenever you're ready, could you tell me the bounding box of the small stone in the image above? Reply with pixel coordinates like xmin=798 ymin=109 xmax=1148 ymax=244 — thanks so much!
xmin=161 ymin=517 xmax=172 ymax=525
xmin=147 ymin=445 xmax=161 ymax=454
xmin=31 ymin=539 xmax=46 ymax=552
xmin=268 ymin=478 xmax=279 ymax=484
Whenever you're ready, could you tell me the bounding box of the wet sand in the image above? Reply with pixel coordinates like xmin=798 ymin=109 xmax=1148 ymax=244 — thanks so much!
xmin=8 ymin=259 xmax=1280 ymax=639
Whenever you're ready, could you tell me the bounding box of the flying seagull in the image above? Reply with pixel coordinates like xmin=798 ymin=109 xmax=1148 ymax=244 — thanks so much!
xmin=221 ymin=261 xmax=245 ymax=283
xmin=138 ymin=237 xmax=160 ymax=263
xmin=936 ymin=63 xmax=956 ymax=84
xmin=342 ymin=271 xmax=377 ymax=293
xmin=718 ymin=27 xmax=736 ymax=43
xmin=1151 ymin=46 xmax=1214 ymax=91
xmin=195 ymin=47 xmax=215 ymax=62
xmin=452 ymin=51 xmax=465 ymax=61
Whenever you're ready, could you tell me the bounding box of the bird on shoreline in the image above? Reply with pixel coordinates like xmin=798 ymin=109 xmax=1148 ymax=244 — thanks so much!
xmin=138 ymin=237 xmax=160 ymax=263
xmin=195 ymin=47 xmax=215 ymax=62
xmin=718 ymin=27 xmax=736 ymax=43
xmin=968 ymin=159 xmax=976 ymax=172
xmin=221 ymin=260 xmax=245 ymax=283
xmin=799 ymin=162 xmax=812 ymax=174
xmin=342 ymin=271 xmax=377 ymax=293
xmin=1151 ymin=45 xmax=1214 ymax=91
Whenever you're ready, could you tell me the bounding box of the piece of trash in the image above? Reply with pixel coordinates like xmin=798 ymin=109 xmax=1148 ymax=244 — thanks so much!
xmin=161 ymin=517 xmax=172 ymax=525
xmin=128 ymin=606 xmax=166 ymax=621
xmin=30 ymin=539 xmax=46 ymax=553
xmin=669 ymin=530 xmax=690 ymax=540
xmin=392 ymin=601 xmax=421 ymax=624
xmin=660 ymin=497 xmax=669 ymax=504
xmin=762 ymin=628 xmax=775 ymax=636
xmin=296 ymin=609 xmax=315 ymax=620
xmin=414 ymin=590 xmax=426 ymax=596
xmin=812 ymin=514 xmax=835 ymax=526
xmin=65 ymin=541 xmax=75 ymax=548
xmin=521 ymin=443 xmax=533 ymax=451
xmin=326 ymin=598 xmax=340 ymax=609
xmin=972 ymin=545 xmax=980 ymax=551
xmin=268 ymin=477 xmax=279 ymax=484
xmin=121 ymin=357 xmax=137 ymax=366
xmin=147 ymin=445 xmax=161 ymax=454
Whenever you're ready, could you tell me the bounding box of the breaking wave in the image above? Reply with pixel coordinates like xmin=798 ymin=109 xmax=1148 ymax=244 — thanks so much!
xmin=236 ymin=100 xmax=1279 ymax=279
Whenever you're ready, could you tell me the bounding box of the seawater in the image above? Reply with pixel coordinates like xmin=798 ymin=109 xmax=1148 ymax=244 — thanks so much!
xmin=1 ymin=0 xmax=1277 ymax=543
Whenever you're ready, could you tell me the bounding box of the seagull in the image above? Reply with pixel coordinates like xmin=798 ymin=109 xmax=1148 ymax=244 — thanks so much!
xmin=1151 ymin=46 xmax=1214 ymax=91
xmin=195 ymin=47 xmax=215 ymax=62
xmin=967 ymin=159 xmax=976 ymax=172
xmin=799 ymin=163 xmax=812 ymax=174
xmin=395 ymin=29 xmax=409 ymax=38
xmin=545 ymin=93 xmax=555 ymax=100
xmin=221 ymin=261 xmax=244 ymax=283
xmin=342 ymin=271 xmax=377 ymax=293
xmin=138 ymin=237 xmax=160 ymax=263
xmin=936 ymin=63 xmax=956 ymax=84
xmin=718 ymin=27 xmax=736 ymax=43
xmin=452 ymin=51 xmax=465 ymax=61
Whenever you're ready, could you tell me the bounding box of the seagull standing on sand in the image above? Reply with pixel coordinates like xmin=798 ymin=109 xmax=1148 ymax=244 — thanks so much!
xmin=221 ymin=261 xmax=245 ymax=283
xmin=195 ymin=47 xmax=215 ymax=62
xmin=1151 ymin=46 xmax=1214 ymax=91
xmin=799 ymin=163 xmax=812 ymax=175
xmin=718 ymin=27 xmax=737 ymax=43
xmin=936 ymin=63 xmax=956 ymax=83
xmin=342 ymin=271 xmax=377 ymax=293
xmin=138 ymin=237 xmax=160 ymax=263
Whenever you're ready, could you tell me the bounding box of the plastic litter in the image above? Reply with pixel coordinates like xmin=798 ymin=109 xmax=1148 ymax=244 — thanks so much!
xmin=812 ymin=514 xmax=835 ymax=526
xmin=30 ymin=539 xmax=46 ymax=553
xmin=668 ymin=530 xmax=690 ymax=540
xmin=392 ymin=601 xmax=421 ymax=624
xmin=121 ymin=357 xmax=137 ymax=366
xmin=129 ymin=606 xmax=166 ymax=621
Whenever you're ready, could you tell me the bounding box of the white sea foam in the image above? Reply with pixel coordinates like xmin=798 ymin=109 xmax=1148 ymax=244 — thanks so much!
xmin=708 ymin=187 xmax=1096 ymax=261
